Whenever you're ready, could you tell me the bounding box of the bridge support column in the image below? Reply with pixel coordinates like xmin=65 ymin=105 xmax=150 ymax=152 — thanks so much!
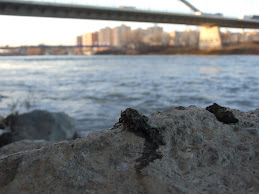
xmin=199 ymin=26 xmax=222 ymax=50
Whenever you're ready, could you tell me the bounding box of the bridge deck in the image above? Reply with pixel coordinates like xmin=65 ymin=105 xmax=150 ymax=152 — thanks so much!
xmin=0 ymin=0 xmax=259 ymax=29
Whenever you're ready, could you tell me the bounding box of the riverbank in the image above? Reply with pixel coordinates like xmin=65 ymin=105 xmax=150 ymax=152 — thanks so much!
xmin=0 ymin=104 xmax=258 ymax=193
xmin=96 ymin=42 xmax=259 ymax=55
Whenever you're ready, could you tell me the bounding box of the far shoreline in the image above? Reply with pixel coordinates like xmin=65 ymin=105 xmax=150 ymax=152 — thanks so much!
xmin=0 ymin=42 xmax=258 ymax=56
xmin=95 ymin=42 xmax=259 ymax=56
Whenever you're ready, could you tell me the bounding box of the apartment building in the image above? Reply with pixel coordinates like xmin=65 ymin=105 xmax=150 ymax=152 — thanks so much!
xmin=98 ymin=27 xmax=113 ymax=45
xmin=112 ymin=25 xmax=131 ymax=47
xmin=81 ymin=32 xmax=98 ymax=45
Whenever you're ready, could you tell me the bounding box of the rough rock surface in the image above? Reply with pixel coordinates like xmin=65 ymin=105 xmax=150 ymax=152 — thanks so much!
xmin=3 ymin=110 xmax=77 ymax=142
xmin=0 ymin=129 xmax=12 ymax=147
xmin=0 ymin=140 xmax=53 ymax=158
xmin=0 ymin=106 xmax=259 ymax=193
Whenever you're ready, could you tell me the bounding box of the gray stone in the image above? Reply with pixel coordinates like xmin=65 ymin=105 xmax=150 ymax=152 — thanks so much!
xmin=4 ymin=110 xmax=77 ymax=142
xmin=0 ymin=128 xmax=12 ymax=147
xmin=242 ymin=128 xmax=259 ymax=135
xmin=0 ymin=106 xmax=258 ymax=193
xmin=0 ymin=116 xmax=6 ymax=129
xmin=0 ymin=139 xmax=53 ymax=158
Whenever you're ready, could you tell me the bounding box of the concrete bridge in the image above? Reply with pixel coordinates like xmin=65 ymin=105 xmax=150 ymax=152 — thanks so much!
xmin=0 ymin=0 xmax=259 ymax=49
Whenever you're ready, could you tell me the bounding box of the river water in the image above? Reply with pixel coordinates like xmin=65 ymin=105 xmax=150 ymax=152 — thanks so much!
xmin=0 ymin=55 xmax=258 ymax=135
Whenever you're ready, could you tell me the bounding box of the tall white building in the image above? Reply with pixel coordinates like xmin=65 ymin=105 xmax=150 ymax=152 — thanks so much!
xmin=98 ymin=27 xmax=113 ymax=45
xmin=112 ymin=25 xmax=131 ymax=47
xmin=81 ymin=32 xmax=98 ymax=45
xmin=146 ymin=25 xmax=163 ymax=35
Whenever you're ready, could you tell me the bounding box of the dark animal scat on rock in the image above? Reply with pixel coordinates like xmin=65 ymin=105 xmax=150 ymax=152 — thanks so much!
xmin=206 ymin=103 xmax=239 ymax=124
xmin=119 ymin=108 xmax=165 ymax=145
xmin=119 ymin=108 xmax=165 ymax=173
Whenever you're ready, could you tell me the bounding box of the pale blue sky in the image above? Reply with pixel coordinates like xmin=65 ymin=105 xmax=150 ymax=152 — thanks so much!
xmin=0 ymin=0 xmax=258 ymax=46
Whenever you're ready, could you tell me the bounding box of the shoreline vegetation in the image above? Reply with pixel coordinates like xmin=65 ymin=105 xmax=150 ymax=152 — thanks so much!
xmin=0 ymin=42 xmax=258 ymax=56
xmin=96 ymin=42 xmax=259 ymax=55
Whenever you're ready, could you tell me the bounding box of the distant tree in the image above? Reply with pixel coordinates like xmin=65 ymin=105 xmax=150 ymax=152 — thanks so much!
xmin=128 ymin=29 xmax=147 ymax=49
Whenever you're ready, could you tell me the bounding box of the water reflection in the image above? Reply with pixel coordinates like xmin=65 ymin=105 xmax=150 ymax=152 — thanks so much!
xmin=199 ymin=66 xmax=220 ymax=79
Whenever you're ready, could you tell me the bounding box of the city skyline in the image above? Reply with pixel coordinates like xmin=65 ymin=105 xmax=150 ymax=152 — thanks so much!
xmin=0 ymin=0 xmax=258 ymax=46
xmin=77 ymin=24 xmax=259 ymax=48
xmin=2 ymin=24 xmax=258 ymax=56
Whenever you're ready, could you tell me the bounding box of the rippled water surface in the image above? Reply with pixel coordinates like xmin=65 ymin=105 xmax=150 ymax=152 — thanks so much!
xmin=0 ymin=55 xmax=258 ymax=135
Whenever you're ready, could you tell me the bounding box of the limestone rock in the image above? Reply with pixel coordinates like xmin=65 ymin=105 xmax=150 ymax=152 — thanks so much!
xmin=0 ymin=106 xmax=258 ymax=193
xmin=3 ymin=110 xmax=77 ymax=142
xmin=0 ymin=139 xmax=53 ymax=158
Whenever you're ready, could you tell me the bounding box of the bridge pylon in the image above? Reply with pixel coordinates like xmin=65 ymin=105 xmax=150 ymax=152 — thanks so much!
xmin=199 ymin=26 xmax=222 ymax=50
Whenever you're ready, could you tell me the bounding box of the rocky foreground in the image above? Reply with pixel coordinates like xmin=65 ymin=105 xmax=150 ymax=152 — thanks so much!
xmin=0 ymin=104 xmax=259 ymax=193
